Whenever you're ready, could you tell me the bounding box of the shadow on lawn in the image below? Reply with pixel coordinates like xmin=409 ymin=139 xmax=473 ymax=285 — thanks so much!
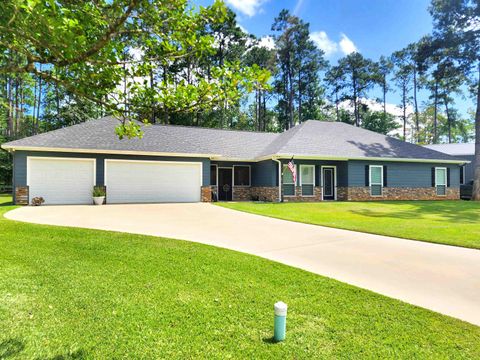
xmin=0 ymin=338 xmax=25 ymax=358
xmin=350 ymin=201 xmax=480 ymax=224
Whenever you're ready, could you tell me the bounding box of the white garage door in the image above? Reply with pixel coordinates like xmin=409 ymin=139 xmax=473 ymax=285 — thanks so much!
xmin=105 ymin=159 xmax=202 ymax=203
xmin=27 ymin=157 xmax=96 ymax=205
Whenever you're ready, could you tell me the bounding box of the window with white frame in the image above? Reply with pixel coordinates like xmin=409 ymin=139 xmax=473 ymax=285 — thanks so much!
xmin=369 ymin=165 xmax=383 ymax=196
xmin=300 ymin=165 xmax=315 ymax=196
xmin=282 ymin=164 xmax=296 ymax=196
xmin=435 ymin=167 xmax=447 ymax=196
xmin=233 ymin=165 xmax=250 ymax=186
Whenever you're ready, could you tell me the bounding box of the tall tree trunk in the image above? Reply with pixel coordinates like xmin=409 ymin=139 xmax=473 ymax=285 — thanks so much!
xmin=445 ymin=99 xmax=452 ymax=143
xmin=402 ymin=81 xmax=407 ymax=141
xmin=14 ymin=75 xmax=19 ymax=137
xmin=335 ymin=90 xmax=339 ymax=122
xmin=413 ymin=67 xmax=419 ymax=143
xmin=7 ymin=76 xmax=13 ymax=137
xmin=32 ymin=75 xmax=38 ymax=133
xmin=383 ymin=75 xmax=387 ymax=119
xmin=262 ymin=94 xmax=267 ymax=132
xmin=297 ymin=72 xmax=302 ymax=123
xmin=471 ymin=63 xmax=480 ymax=200
xmin=36 ymin=65 xmax=43 ymax=134
xmin=288 ymin=67 xmax=294 ymax=129
xmin=353 ymin=74 xmax=359 ymax=126
xmin=433 ymin=80 xmax=438 ymax=144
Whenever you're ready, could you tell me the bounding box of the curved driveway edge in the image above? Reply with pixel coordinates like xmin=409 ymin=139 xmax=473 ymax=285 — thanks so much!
xmin=5 ymin=203 xmax=480 ymax=326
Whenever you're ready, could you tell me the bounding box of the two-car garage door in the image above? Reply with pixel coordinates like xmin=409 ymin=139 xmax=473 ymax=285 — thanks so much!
xmin=27 ymin=157 xmax=202 ymax=205
xmin=105 ymin=160 xmax=202 ymax=203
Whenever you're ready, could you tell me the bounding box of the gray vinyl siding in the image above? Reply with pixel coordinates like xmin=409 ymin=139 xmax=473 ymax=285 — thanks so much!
xmin=348 ymin=160 xmax=461 ymax=188
xmin=13 ymin=151 xmax=211 ymax=191
xmin=453 ymin=155 xmax=474 ymax=183
xmin=280 ymin=159 xmax=348 ymax=187
xmin=252 ymin=160 xmax=277 ymax=186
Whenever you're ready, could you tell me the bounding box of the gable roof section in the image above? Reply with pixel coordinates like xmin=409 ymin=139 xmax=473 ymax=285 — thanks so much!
xmin=424 ymin=143 xmax=474 ymax=156
xmin=258 ymin=120 xmax=461 ymax=162
xmin=2 ymin=117 xmax=464 ymax=163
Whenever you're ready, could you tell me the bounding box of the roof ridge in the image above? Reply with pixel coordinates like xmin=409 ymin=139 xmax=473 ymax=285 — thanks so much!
xmin=151 ymin=122 xmax=280 ymax=135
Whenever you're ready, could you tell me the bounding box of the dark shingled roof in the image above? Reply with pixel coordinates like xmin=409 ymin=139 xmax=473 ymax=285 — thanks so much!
xmin=2 ymin=117 xmax=463 ymax=162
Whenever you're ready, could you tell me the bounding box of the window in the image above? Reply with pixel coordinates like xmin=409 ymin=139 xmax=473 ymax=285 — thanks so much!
xmin=369 ymin=165 xmax=383 ymax=196
xmin=210 ymin=165 xmax=217 ymax=186
xmin=282 ymin=164 xmax=296 ymax=196
xmin=460 ymin=165 xmax=465 ymax=185
xmin=233 ymin=165 xmax=250 ymax=186
xmin=300 ymin=165 xmax=315 ymax=196
xmin=435 ymin=167 xmax=447 ymax=196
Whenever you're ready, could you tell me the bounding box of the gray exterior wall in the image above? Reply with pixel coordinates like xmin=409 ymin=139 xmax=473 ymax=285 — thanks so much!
xmin=279 ymin=159 xmax=348 ymax=187
xmin=453 ymin=155 xmax=474 ymax=183
xmin=13 ymin=151 xmax=210 ymax=199
xmin=348 ymin=160 xmax=460 ymax=188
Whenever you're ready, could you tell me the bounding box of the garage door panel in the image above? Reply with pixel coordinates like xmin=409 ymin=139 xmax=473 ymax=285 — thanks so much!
xmin=28 ymin=158 xmax=95 ymax=205
xmin=106 ymin=160 xmax=201 ymax=203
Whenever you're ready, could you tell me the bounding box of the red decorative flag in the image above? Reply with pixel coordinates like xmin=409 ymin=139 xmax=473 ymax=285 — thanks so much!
xmin=287 ymin=157 xmax=296 ymax=184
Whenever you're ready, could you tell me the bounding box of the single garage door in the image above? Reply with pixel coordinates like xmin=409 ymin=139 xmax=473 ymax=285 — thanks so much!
xmin=105 ymin=159 xmax=202 ymax=203
xmin=27 ymin=157 xmax=96 ymax=205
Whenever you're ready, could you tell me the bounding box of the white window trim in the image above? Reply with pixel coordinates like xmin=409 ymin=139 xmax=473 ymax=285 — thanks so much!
xmin=369 ymin=165 xmax=383 ymax=197
xmin=233 ymin=165 xmax=251 ymax=187
xmin=282 ymin=164 xmax=297 ymax=197
xmin=300 ymin=164 xmax=315 ymax=197
xmin=435 ymin=167 xmax=447 ymax=196
xmin=320 ymin=165 xmax=337 ymax=201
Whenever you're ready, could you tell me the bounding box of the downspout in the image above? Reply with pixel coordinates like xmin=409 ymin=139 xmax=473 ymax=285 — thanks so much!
xmin=273 ymin=158 xmax=282 ymax=202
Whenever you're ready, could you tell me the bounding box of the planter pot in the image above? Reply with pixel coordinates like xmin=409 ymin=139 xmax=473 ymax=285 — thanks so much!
xmin=93 ymin=196 xmax=105 ymax=205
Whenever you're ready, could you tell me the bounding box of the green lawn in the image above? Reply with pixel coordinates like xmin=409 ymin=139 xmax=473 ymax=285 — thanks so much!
xmin=1 ymin=195 xmax=480 ymax=358
xmin=217 ymin=201 xmax=480 ymax=250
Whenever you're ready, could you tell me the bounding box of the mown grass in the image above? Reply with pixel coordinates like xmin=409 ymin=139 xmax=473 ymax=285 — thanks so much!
xmin=1 ymin=195 xmax=479 ymax=358
xmin=217 ymin=201 xmax=480 ymax=249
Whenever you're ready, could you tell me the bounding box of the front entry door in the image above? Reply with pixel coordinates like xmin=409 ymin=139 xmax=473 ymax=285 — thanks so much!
xmin=322 ymin=167 xmax=335 ymax=200
xmin=218 ymin=168 xmax=233 ymax=201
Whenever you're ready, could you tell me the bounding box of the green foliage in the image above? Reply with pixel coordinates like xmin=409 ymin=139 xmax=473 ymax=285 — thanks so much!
xmin=92 ymin=187 xmax=106 ymax=197
xmin=361 ymin=110 xmax=400 ymax=135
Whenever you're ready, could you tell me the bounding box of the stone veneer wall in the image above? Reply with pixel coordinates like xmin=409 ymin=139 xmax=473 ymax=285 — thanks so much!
xmin=343 ymin=187 xmax=460 ymax=201
xmin=283 ymin=186 xmax=322 ymax=202
xmin=203 ymin=185 xmax=460 ymax=202
xmin=201 ymin=186 xmax=213 ymax=202
xmin=15 ymin=186 xmax=29 ymax=205
xmin=233 ymin=186 xmax=279 ymax=202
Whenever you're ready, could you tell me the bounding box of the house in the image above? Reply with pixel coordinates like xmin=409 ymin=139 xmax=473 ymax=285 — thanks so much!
xmin=1 ymin=117 xmax=466 ymax=205
xmin=424 ymin=143 xmax=475 ymax=185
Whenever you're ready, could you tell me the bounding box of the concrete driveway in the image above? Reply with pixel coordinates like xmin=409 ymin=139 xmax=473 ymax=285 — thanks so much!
xmin=5 ymin=203 xmax=480 ymax=326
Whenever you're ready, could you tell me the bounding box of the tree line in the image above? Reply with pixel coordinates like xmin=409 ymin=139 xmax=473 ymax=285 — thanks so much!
xmin=0 ymin=0 xmax=479 ymax=197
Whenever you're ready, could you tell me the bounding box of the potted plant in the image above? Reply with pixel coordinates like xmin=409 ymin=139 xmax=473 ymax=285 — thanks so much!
xmin=92 ymin=187 xmax=106 ymax=205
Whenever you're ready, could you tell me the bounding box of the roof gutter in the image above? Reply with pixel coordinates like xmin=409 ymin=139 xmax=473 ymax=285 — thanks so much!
xmin=0 ymin=145 xmax=221 ymax=159
xmin=258 ymin=154 xmax=468 ymax=165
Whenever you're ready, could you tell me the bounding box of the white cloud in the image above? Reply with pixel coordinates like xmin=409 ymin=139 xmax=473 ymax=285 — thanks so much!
xmin=310 ymin=31 xmax=338 ymax=56
xmin=238 ymin=24 xmax=249 ymax=34
xmin=257 ymin=36 xmax=275 ymax=50
xmin=339 ymin=33 xmax=357 ymax=55
xmin=225 ymin=0 xmax=267 ymax=17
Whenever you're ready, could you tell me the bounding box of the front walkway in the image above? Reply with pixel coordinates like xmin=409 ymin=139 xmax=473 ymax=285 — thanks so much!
xmin=6 ymin=203 xmax=480 ymax=326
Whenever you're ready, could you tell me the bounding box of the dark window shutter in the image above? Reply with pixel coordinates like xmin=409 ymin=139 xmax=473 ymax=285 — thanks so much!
xmin=431 ymin=167 xmax=435 ymax=187
xmin=383 ymin=165 xmax=387 ymax=187
xmin=447 ymin=168 xmax=451 ymax=187
xmin=365 ymin=165 xmax=369 ymax=186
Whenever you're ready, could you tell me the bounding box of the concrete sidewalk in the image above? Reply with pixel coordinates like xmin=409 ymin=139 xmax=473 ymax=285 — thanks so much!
xmin=6 ymin=203 xmax=480 ymax=326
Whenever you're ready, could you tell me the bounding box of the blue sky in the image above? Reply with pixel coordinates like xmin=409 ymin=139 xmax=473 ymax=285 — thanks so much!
xmin=197 ymin=0 xmax=473 ymax=117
